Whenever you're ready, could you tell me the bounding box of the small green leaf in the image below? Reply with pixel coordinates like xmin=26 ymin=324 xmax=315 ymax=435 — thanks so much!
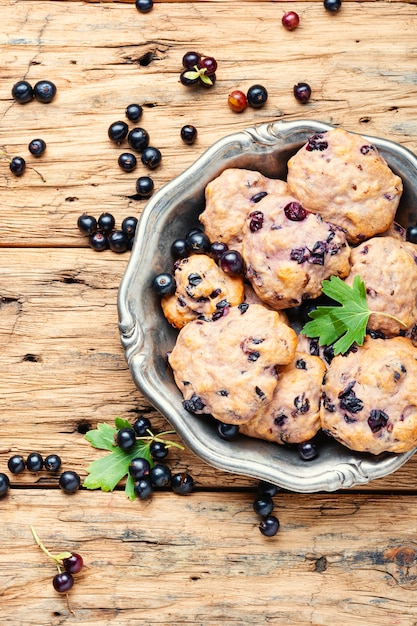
xmin=84 ymin=422 xmax=117 ymax=451
xmin=125 ymin=473 xmax=136 ymax=501
xmin=115 ymin=416 xmax=132 ymax=430
xmin=183 ymin=70 xmax=200 ymax=81
xmin=199 ymin=73 xmax=213 ymax=86
xmin=55 ymin=551 xmax=73 ymax=561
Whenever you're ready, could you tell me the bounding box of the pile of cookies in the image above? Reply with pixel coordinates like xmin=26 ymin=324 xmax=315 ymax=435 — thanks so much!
xmin=160 ymin=127 xmax=417 ymax=455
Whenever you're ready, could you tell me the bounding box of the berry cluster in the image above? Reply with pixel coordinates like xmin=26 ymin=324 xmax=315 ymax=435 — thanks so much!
xmin=11 ymin=79 xmax=57 ymax=105
xmin=254 ymin=481 xmax=281 ymax=537
xmin=228 ymin=84 xmax=268 ymax=113
xmin=108 ymin=112 xmax=161 ymax=172
xmin=77 ymin=212 xmax=137 ymax=253
xmin=117 ymin=416 xmax=194 ymax=499
xmin=8 ymin=137 xmax=47 ymax=178
xmin=180 ymin=51 xmax=217 ymax=88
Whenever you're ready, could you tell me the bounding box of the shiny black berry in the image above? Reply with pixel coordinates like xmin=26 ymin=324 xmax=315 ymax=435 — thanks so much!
xmin=126 ymin=103 xmax=143 ymax=122
xmin=135 ymin=0 xmax=153 ymax=12
xmin=108 ymin=230 xmax=129 ymax=253
xmin=108 ymin=121 xmax=129 ymax=145
xmin=59 ymin=471 xmax=81 ymax=494
xmin=128 ymin=127 xmax=150 ymax=152
xmin=7 ymin=455 xmax=25 ymax=474
xmin=219 ymin=249 xmax=244 ymax=275
xmin=33 ymin=80 xmax=57 ymax=103
xmin=44 ymin=454 xmax=62 ymax=472
xmin=182 ymin=51 xmax=201 ymax=69
xmin=26 ymin=452 xmax=43 ymax=472
xmin=11 ymin=80 xmax=33 ymax=103
xmin=152 ymin=273 xmax=176 ymax=296
xmin=150 ymin=463 xmax=172 ymax=487
xmin=0 ymin=473 xmax=10 ymax=498
xmin=324 ymin=0 xmax=342 ymax=11
xmin=293 ymin=82 xmax=312 ymax=103
xmin=171 ymin=472 xmax=194 ymax=495
xmin=186 ymin=230 xmax=211 ymax=254
xmin=217 ymin=422 xmax=239 ymax=441
xmin=53 ymin=571 xmax=74 ymax=593
xmin=129 ymin=457 xmax=151 ymax=480
xmin=406 ymin=224 xmax=417 ymax=244
xmin=118 ymin=152 xmax=137 ymax=172
xmin=116 ymin=427 xmax=137 ymax=451
xmin=89 ymin=231 xmax=108 ymax=251
xmin=253 ymin=495 xmax=274 ymax=517
xmin=134 ymin=477 xmax=153 ymax=499
xmin=10 ymin=156 xmax=26 ymax=177
xmin=171 ymin=238 xmax=190 ymax=260
xmin=122 ymin=216 xmax=138 ymax=239
xmin=247 ymin=84 xmax=268 ymax=109
xmin=259 ymin=514 xmax=280 ymax=537
xmin=257 ymin=481 xmax=280 ymax=498
xmin=28 ymin=138 xmax=46 ymax=157
xmin=141 ymin=146 xmax=162 ymax=169
xmin=133 ymin=417 xmax=152 ymax=436
xmin=150 ymin=440 xmax=169 ymax=460
xmin=298 ymin=440 xmax=318 ymax=461
xmin=135 ymin=175 xmax=154 ymax=198
xmin=181 ymin=125 xmax=198 ymax=145
xmin=210 ymin=241 xmax=229 ymax=261
xmin=98 ymin=212 xmax=115 ymax=233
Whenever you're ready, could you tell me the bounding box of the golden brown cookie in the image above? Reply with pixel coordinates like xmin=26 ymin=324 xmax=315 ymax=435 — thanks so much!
xmin=168 ymin=303 xmax=297 ymax=425
xmin=287 ymin=128 xmax=403 ymax=244
xmin=240 ymin=352 xmax=326 ymax=444
xmin=321 ymin=336 xmax=417 ymax=454
xmin=161 ymin=254 xmax=244 ymax=329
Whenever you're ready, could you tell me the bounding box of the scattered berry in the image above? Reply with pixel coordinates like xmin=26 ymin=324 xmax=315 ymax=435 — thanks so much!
xmin=141 ymin=146 xmax=162 ymax=169
xmin=33 ymin=80 xmax=57 ymax=103
xmin=121 ymin=216 xmax=138 ymax=239
xmin=247 ymin=84 xmax=268 ymax=109
xmin=116 ymin=427 xmax=137 ymax=451
xmin=58 ymin=470 xmax=81 ymax=494
xmin=258 ymin=480 xmax=280 ymax=498
xmin=53 ymin=571 xmax=74 ymax=593
xmin=282 ymin=11 xmax=300 ymax=30
xmin=77 ymin=214 xmax=97 ymax=236
xmin=259 ymin=514 xmax=280 ymax=537
xmin=171 ymin=472 xmax=194 ymax=495
xmin=135 ymin=175 xmax=154 ymax=198
xmin=108 ymin=121 xmax=129 ymax=145
xmin=133 ymin=416 xmax=152 ymax=436
xmin=125 ymin=103 xmax=143 ymax=122
xmin=0 ymin=473 xmax=10 ymax=497
xmin=118 ymin=152 xmax=137 ymax=172
xmin=134 ymin=477 xmax=153 ymax=499
xmin=129 ymin=457 xmax=151 ymax=480
xmin=9 ymin=156 xmax=26 ymax=177
xmin=298 ymin=440 xmax=318 ymax=461
xmin=217 ymin=422 xmax=239 ymax=441
xmin=135 ymin=0 xmax=153 ymax=12
xmin=293 ymin=82 xmax=312 ymax=103
xmin=219 ymin=249 xmax=244 ymax=275
xmin=324 ymin=0 xmax=342 ymax=11
xmin=63 ymin=553 xmax=84 ymax=575
xmin=26 ymin=452 xmax=43 ymax=472
xmin=28 ymin=138 xmax=47 ymax=157
xmin=128 ymin=127 xmax=150 ymax=152
xmin=89 ymin=231 xmax=108 ymax=251
xmin=181 ymin=124 xmax=198 ymax=145
xmin=228 ymin=90 xmax=248 ymax=113
xmin=171 ymin=238 xmax=190 ymax=260
xmin=150 ymin=463 xmax=172 ymax=487
xmin=98 ymin=212 xmax=115 ymax=233
xmin=152 ymin=272 xmax=176 ymax=296
xmin=44 ymin=454 xmax=62 ymax=472
xmin=11 ymin=80 xmax=33 ymax=103
xmin=253 ymin=495 xmax=274 ymax=517
xmin=186 ymin=230 xmax=211 ymax=254
xmin=406 ymin=225 xmax=417 ymax=244
xmin=7 ymin=454 xmax=26 ymax=474
xmin=210 ymin=241 xmax=229 ymax=261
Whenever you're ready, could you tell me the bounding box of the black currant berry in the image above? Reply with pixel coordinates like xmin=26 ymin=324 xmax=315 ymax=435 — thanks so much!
xmin=259 ymin=514 xmax=280 ymax=537
xmin=33 ymin=80 xmax=57 ymax=103
xmin=128 ymin=127 xmax=150 ymax=152
xmin=219 ymin=250 xmax=244 ymax=275
xmin=182 ymin=51 xmax=201 ymax=70
xmin=406 ymin=225 xmax=417 ymax=244
xmin=150 ymin=463 xmax=172 ymax=487
xmin=44 ymin=454 xmax=62 ymax=472
xmin=133 ymin=416 xmax=152 ymax=436
xmin=126 ymin=103 xmax=143 ymax=122
xmin=58 ymin=470 xmax=81 ymax=494
xmin=63 ymin=553 xmax=84 ymax=574
xmin=108 ymin=121 xmax=129 ymax=145
xmin=28 ymin=138 xmax=47 ymax=157
xmin=129 ymin=457 xmax=151 ymax=480
xmin=150 ymin=440 xmax=169 ymax=460
xmin=135 ymin=0 xmax=153 ymax=12
xmin=135 ymin=175 xmax=154 ymax=198
xmin=171 ymin=238 xmax=190 ymax=260
xmin=97 ymin=212 xmax=115 ymax=233
xmin=210 ymin=241 xmax=229 ymax=261
xmin=324 ymin=0 xmax=342 ymax=11
xmin=0 ymin=473 xmax=10 ymax=498
xmin=141 ymin=146 xmax=162 ymax=169
xmin=247 ymin=84 xmax=268 ymax=109
xmin=116 ymin=427 xmax=137 ymax=451
xmin=134 ymin=477 xmax=154 ymax=499
xmin=7 ymin=455 xmax=25 ymax=474
xmin=186 ymin=230 xmax=211 ymax=254
xmin=217 ymin=422 xmax=239 ymax=441
xmin=293 ymin=82 xmax=312 ymax=103
xmin=26 ymin=452 xmax=43 ymax=472
xmin=171 ymin=472 xmax=194 ymax=495
xmin=253 ymin=495 xmax=274 ymax=517
xmin=53 ymin=571 xmax=74 ymax=593
xmin=11 ymin=80 xmax=33 ymax=104
xmin=77 ymin=214 xmax=97 ymax=236
xmin=180 ymin=125 xmax=198 ymax=145
xmin=89 ymin=231 xmax=108 ymax=251
xmin=118 ymin=152 xmax=137 ymax=172
xmin=108 ymin=230 xmax=129 ymax=253
xmin=9 ymin=156 xmax=26 ymax=177
xmin=121 ymin=216 xmax=138 ymax=239
xmin=298 ymin=440 xmax=318 ymax=461
xmin=257 ymin=480 xmax=280 ymax=498
xmin=152 ymin=273 xmax=176 ymax=296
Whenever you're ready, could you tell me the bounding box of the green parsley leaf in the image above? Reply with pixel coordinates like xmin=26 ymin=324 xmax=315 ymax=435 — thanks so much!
xmin=302 ymin=274 xmax=406 ymax=355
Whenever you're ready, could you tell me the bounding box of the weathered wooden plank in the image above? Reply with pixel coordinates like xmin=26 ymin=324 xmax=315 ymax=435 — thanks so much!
xmin=2 ymin=490 xmax=417 ymax=625
xmin=1 ymin=1 xmax=416 ymax=245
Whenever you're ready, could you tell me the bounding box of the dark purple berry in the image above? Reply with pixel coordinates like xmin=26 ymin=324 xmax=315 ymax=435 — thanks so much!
xmin=217 ymin=421 xmax=239 ymax=441
xmin=0 ymin=473 xmax=10 ymax=498
xmin=150 ymin=440 xmax=169 ymax=460
xmin=118 ymin=152 xmax=137 ymax=172
xmin=125 ymin=103 xmax=143 ymax=122
xmin=200 ymin=56 xmax=217 ymax=76
xmin=28 ymin=138 xmax=46 ymax=157
xmin=406 ymin=225 xmax=417 ymax=244
xmin=247 ymin=84 xmax=268 ymax=109
xmin=324 ymin=0 xmax=342 ymax=11
xmin=135 ymin=0 xmax=153 ymax=12
xmin=152 ymin=273 xmax=176 ymax=296
xmin=259 ymin=515 xmax=280 ymax=537
xmin=44 ymin=454 xmax=62 ymax=472
xmin=63 ymin=553 xmax=84 ymax=574
xmin=186 ymin=230 xmax=211 ymax=254
xmin=8 ymin=455 xmax=25 ymax=474
xmin=182 ymin=51 xmax=201 ymax=69
xmin=171 ymin=238 xmax=190 ymax=260
xmin=134 ymin=477 xmax=153 ymax=499
xmin=108 ymin=230 xmax=129 ymax=253
xmin=210 ymin=241 xmax=228 ymax=261
xmin=298 ymin=441 xmax=318 ymax=461
xmin=219 ymin=250 xmax=244 ymax=275
xmin=293 ymin=82 xmax=312 ymax=103
xmin=10 ymin=156 xmax=26 ymax=177
xmin=58 ymin=471 xmax=81 ymax=494
xmin=77 ymin=214 xmax=97 ymax=236
xmin=253 ymin=495 xmax=274 ymax=517
xmin=33 ymin=80 xmax=57 ymax=103
xmin=171 ymin=472 xmax=194 ymax=495
xmin=11 ymin=80 xmax=33 ymax=103
xmin=249 ymin=210 xmax=264 ymax=232
xmin=181 ymin=124 xmax=198 ymax=145
xmin=89 ymin=231 xmax=108 ymax=251
xmin=116 ymin=427 xmax=137 ymax=451
xmin=121 ymin=216 xmax=138 ymax=239
xmin=26 ymin=452 xmax=43 ymax=472
xmin=129 ymin=457 xmax=151 ymax=480
xmin=98 ymin=212 xmax=115 ymax=233
xmin=284 ymin=202 xmax=307 ymax=221
xmin=108 ymin=121 xmax=129 ymax=144
xmin=133 ymin=417 xmax=152 ymax=436
xmin=306 ymin=133 xmax=328 ymax=152
xmin=150 ymin=463 xmax=172 ymax=487
xmin=128 ymin=127 xmax=150 ymax=152
xmin=180 ymin=70 xmax=200 ymax=87
xmin=257 ymin=481 xmax=280 ymax=498
xmin=141 ymin=146 xmax=162 ymax=169
xmin=53 ymin=571 xmax=74 ymax=593
xmin=368 ymin=409 xmax=389 ymax=433
xmin=135 ymin=175 xmax=154 ymax=198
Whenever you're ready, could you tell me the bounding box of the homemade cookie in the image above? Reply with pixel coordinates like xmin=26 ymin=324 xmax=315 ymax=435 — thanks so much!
xmin=321 ymin=336 xmax=417 ymax=454
xmin=240 ymin=352 xmax=326 ymax=444
xmin=161 ymin=253 xmax=244 ymax=329
xmin=242 ymin=192 xmax=350 ymax=310
xmin=199 ymin=168 xmax=289 ymax=251
xmin=346 ymin=236 xmax=417 ymax=336
xmin=168 ymin=303 xmax=297 ymax=425
xmin=287 ymin=128 xmax=403 ymax=244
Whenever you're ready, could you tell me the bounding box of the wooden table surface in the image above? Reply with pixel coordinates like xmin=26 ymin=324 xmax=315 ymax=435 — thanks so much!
xmin=2 ymin=0 xmax=417 ymax=624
